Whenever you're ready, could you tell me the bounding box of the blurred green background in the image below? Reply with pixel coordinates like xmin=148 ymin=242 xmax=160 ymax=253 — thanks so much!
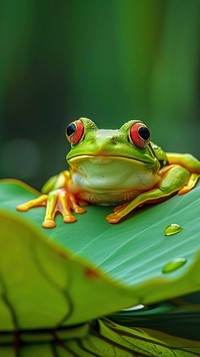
xmin=0 ymin=0 xmax=200 ymax=189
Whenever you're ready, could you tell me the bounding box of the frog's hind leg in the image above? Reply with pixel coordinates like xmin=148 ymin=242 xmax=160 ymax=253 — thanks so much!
xmin=106 ymin=164 xmax=190 ymax=224
xmin=178 ymin=173 xmax=200 ymax=195
xmin=166 ymin=154 xmax=200 ymax=193
xmin=167 ymin=153 xmax=200 ymax=174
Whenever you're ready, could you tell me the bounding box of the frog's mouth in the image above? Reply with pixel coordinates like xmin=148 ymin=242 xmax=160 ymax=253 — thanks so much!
xmin=68 ymin=154 xmax=158 ymax=169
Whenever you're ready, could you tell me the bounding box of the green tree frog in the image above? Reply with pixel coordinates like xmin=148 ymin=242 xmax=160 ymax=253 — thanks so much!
xmin=17 ymin=118 xmax=200 ymax=228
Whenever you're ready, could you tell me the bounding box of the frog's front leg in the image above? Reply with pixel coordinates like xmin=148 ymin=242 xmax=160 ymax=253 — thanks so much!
xmin=106 ymin=165 xmax=191 ymax=224
xmin=17 ymin=171 xmax=86 ymax=228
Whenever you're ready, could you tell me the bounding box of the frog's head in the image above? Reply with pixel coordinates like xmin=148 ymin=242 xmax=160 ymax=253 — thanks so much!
xmin=65 ymin=118 xmax=159 ymax=170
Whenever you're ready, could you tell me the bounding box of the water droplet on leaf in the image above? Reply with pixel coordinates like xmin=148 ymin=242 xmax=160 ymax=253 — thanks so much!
xmin=162 ymin=258 xmax=187 ymax=274
xmin=164 ymin=223 xmax=183 ymax=236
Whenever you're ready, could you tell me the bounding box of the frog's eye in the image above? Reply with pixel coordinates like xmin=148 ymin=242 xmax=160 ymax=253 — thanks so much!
xmin=66 ymin=120 xmax=84 ymax=145
xmin=129 ymin=122 xmax=150 ymax=149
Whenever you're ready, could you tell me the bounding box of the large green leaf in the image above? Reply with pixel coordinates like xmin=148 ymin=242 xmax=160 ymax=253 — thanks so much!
xmin=1 ymin=179 xmax=200 ymax=297
xmin=0 ymin=179 xmax=200 ymax=355
xmin=0 ymin=210 xmax=137 ymax=330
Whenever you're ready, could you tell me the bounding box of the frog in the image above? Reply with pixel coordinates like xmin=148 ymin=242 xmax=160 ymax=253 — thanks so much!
xmin=17 ymin=117 xmax=200 ymax=228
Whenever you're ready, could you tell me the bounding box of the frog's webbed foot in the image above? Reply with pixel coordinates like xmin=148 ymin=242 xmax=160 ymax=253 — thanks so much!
xmin=106 ymin=212 xmax=121 ymax=224
xmin=105 ymin=202 xmax=129 ymax=223
xmin=17 ymin=188 xmax=86 ymax=228
xmin=17 ymin=195 xmax=48 ymax=212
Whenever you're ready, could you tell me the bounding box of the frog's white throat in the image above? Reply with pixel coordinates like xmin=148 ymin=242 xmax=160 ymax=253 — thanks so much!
xmin=68 ymin=155 xmax=159 ymax=205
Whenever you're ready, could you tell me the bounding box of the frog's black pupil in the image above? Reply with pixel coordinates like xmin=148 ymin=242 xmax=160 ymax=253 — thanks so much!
xmin=139 ymin=126 xmax=150 ymax=140
xmin=66 ymin=123 xmax=76 ymax=137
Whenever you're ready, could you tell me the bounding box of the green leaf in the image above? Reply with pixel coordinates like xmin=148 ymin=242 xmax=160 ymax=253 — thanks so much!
xmin=1 ymin=179 xmax=200 ymax=300
xmin=0 ymin=210 xmax=137 ymax=330
xmin=0 ymin=179 xmax=200 ymax=354
xmin=72 ymin=317 xmax=200 ymax=356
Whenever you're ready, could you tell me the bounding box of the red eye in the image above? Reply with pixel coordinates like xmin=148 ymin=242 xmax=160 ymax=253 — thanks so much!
xmin=66 ymin=120 xmax=84 ymax=145
xmin=130 ymin=122 xmax=150 ymax=149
